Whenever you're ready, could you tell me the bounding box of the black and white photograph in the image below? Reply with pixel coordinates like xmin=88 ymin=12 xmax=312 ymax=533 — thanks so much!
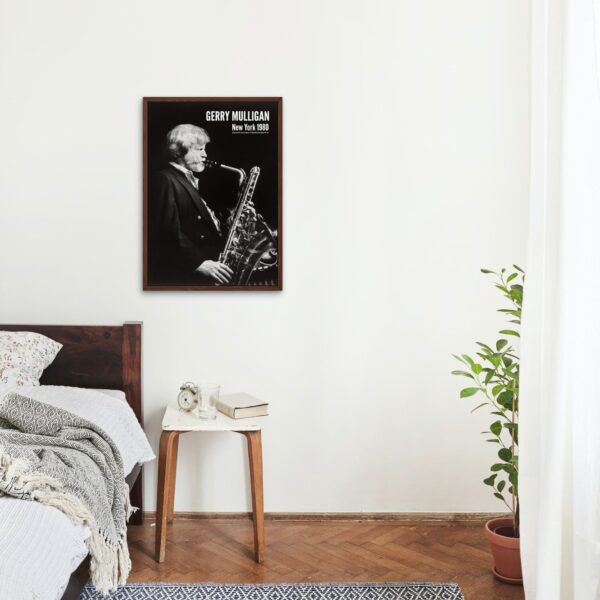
xmin=143 ymin=97 xmax=282 ymax=290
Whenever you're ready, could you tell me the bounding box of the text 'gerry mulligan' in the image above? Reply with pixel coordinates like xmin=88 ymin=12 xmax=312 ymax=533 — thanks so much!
xmin=205 ymin=110 xmax=270 ymax=122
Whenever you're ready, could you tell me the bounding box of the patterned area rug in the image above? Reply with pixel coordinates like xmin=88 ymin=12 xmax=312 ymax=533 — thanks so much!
xmin=80 ymin=582 xmax=464 ymax=600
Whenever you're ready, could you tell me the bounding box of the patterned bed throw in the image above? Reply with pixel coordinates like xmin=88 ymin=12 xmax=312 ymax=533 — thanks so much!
xmin=0 ymin=392 xmax=133 ymax=595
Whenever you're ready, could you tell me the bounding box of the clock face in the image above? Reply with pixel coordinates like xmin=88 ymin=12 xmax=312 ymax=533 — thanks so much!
xmin=178 ymin=388 xmax=197 ymax=411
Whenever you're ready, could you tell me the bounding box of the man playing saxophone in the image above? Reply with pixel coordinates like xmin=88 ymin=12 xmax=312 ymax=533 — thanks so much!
xmin=147 ymin=124 xmax=233 ymax=285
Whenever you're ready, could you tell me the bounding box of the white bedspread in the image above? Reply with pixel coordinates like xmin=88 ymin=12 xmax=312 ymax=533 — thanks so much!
xmin=0 ymin=497 xmax=89 ymax=600
xmin=0 ymin=385 xmax=154 ymax=600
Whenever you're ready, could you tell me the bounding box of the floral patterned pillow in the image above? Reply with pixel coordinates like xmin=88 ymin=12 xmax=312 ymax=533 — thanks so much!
xmin=0 ymin=331 xmax=63 ymax=387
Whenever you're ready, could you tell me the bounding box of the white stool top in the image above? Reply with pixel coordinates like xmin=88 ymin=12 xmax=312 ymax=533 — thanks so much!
xmin=162 ymin=404 xmax=264 ymax=432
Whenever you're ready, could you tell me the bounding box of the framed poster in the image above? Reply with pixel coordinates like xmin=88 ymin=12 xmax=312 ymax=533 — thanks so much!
xmin=143 ymin=97 xmax=282 ymax=290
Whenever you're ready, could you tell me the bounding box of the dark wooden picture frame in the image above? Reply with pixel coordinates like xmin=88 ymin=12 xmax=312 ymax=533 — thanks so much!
xmin=143 ymin=97 xmax=283 ymax=291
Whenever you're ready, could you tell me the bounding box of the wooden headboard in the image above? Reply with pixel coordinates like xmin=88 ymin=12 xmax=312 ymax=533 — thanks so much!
xmin=0 ymin=321 xmax=144 ymax=524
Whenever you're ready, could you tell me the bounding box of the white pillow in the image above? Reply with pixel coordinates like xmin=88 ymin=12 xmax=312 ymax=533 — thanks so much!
xmin=0 ymin=331 xmax=62 ymax=387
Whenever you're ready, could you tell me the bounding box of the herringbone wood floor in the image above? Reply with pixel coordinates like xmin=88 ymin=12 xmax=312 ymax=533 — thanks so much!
xmin=128 ymin=518 xmax=524 ymax=600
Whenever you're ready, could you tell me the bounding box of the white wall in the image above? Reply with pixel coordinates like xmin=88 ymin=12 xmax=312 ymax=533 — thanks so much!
xmin=0 ymin=0 xmax=530 ymax=513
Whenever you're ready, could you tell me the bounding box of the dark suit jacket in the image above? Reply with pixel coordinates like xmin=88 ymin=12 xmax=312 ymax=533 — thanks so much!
xmin=148 ymin=165 xmax=224 ymax=285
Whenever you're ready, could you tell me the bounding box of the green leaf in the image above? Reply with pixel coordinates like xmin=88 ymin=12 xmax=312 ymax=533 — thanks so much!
xmin=497 ymin=390 xmax=514 ymax=409
xmin=509 ymin=472 xmax=518 ymax=486
xmin=471 ymin=363 xmax=483 ymax=375
xmin=498 ymin=309 xmax=521 ymax=316
xmin=486 ymin=439 xmax=500 ymax=443
xmin=462 ymin=354 xmax=475 ymax=366
xmin=490 ymin=421 xmax=502 ymax=436
xmin=470 ymin=402 xmax=488 ymax=414
xmin=490 ymin=463 xmax=504 ymax=472
xmin=498 ymin=448 xmax=513 ymax=462
xmin=504 ymin=424 xmax=518 ymax=444
xmin=452 ymin=354 xmax=469 ymax=365
xmin=484 ymin=370 xmax=494 ymax=385
xmin=494 ymin=492 xmax=505 ymax=501
xmin=513 ymin=264 xmax=524 ymax=273
xmin=483 ymin=474 xmax=497 ymax=486
xmin=460 ymin=387 xmax=480 ymax=398
xmin=497 ymin=480 xmax=506 ymax=492
xmin=496 ymin=339 xmax=508 ymax=351
xmin=451 ymin=370 xmax=474 ymax=379
xmin=509 ymin=285 xmax=523 ymax=304
xmin=480 ymin=268 xmax=495 ymax=274
xmin=475 ymin=342 xmax=494 ymax=353
xmin=499 ymin=329 xmax=520 ymax=337
xmin=507 ymin=273 xmax=518 ymax=283
xmin=492 ymin=384 xmax=504 ymax=396
xmin=489 ymin=354 xmax=502 ymax=368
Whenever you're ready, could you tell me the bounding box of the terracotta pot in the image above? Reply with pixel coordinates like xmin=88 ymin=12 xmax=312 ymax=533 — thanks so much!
xmin=484 ymin=517 xmax=522 ymax=585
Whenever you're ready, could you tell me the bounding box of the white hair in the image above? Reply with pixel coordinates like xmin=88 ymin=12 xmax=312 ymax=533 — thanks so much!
xmin=166 ymin=124 xmax=210 ymax=160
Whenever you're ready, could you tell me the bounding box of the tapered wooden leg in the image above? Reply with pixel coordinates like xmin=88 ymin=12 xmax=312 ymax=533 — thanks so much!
xmin=242 ymin=430 xmax=265 ymax=563
xmin=155 ymin=430 xmax=180 ymax=563
xmin=167 ymin=434 xmax=179 ymax=523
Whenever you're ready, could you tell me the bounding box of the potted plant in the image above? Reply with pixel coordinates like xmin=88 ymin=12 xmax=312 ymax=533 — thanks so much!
xmin=452 ymin=266 xmax=524 ymax=584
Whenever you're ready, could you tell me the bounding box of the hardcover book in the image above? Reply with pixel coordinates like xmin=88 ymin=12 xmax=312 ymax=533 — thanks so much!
xmin=217 ymin=393 xmax=268 ymax=419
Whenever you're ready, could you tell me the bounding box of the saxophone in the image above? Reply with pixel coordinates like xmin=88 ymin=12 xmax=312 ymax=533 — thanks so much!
xmin=206 ymin=160 xmax=277 ymax=285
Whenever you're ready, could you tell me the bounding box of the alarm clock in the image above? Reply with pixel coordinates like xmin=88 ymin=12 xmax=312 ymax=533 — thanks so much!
xmin=177 ymin=382 xmax=199 ymax=412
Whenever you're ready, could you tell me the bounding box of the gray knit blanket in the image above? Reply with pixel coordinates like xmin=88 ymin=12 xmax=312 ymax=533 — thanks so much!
xmin=0 ymin=393 xmax=133 ymax=595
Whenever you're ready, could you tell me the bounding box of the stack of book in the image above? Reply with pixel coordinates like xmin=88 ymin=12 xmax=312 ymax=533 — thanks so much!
xmin=216 ymin=393 xmax=269 ymax=419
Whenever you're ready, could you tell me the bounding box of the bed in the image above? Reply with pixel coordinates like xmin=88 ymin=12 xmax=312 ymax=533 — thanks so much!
xmin=0 ymin=323 xmax=153 ymax=600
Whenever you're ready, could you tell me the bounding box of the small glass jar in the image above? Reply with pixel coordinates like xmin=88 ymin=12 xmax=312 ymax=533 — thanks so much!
xmin=197 ymin=383 xmax=220 ymax=420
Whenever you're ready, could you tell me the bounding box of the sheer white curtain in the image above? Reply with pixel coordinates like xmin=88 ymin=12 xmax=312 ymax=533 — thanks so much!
xmin=520 ymin=0 xmax=600 ymax=598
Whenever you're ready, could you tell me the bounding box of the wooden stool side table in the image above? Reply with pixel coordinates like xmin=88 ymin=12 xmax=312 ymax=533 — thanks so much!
xmin=154 ymin=406 xmax=265 ymax=564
